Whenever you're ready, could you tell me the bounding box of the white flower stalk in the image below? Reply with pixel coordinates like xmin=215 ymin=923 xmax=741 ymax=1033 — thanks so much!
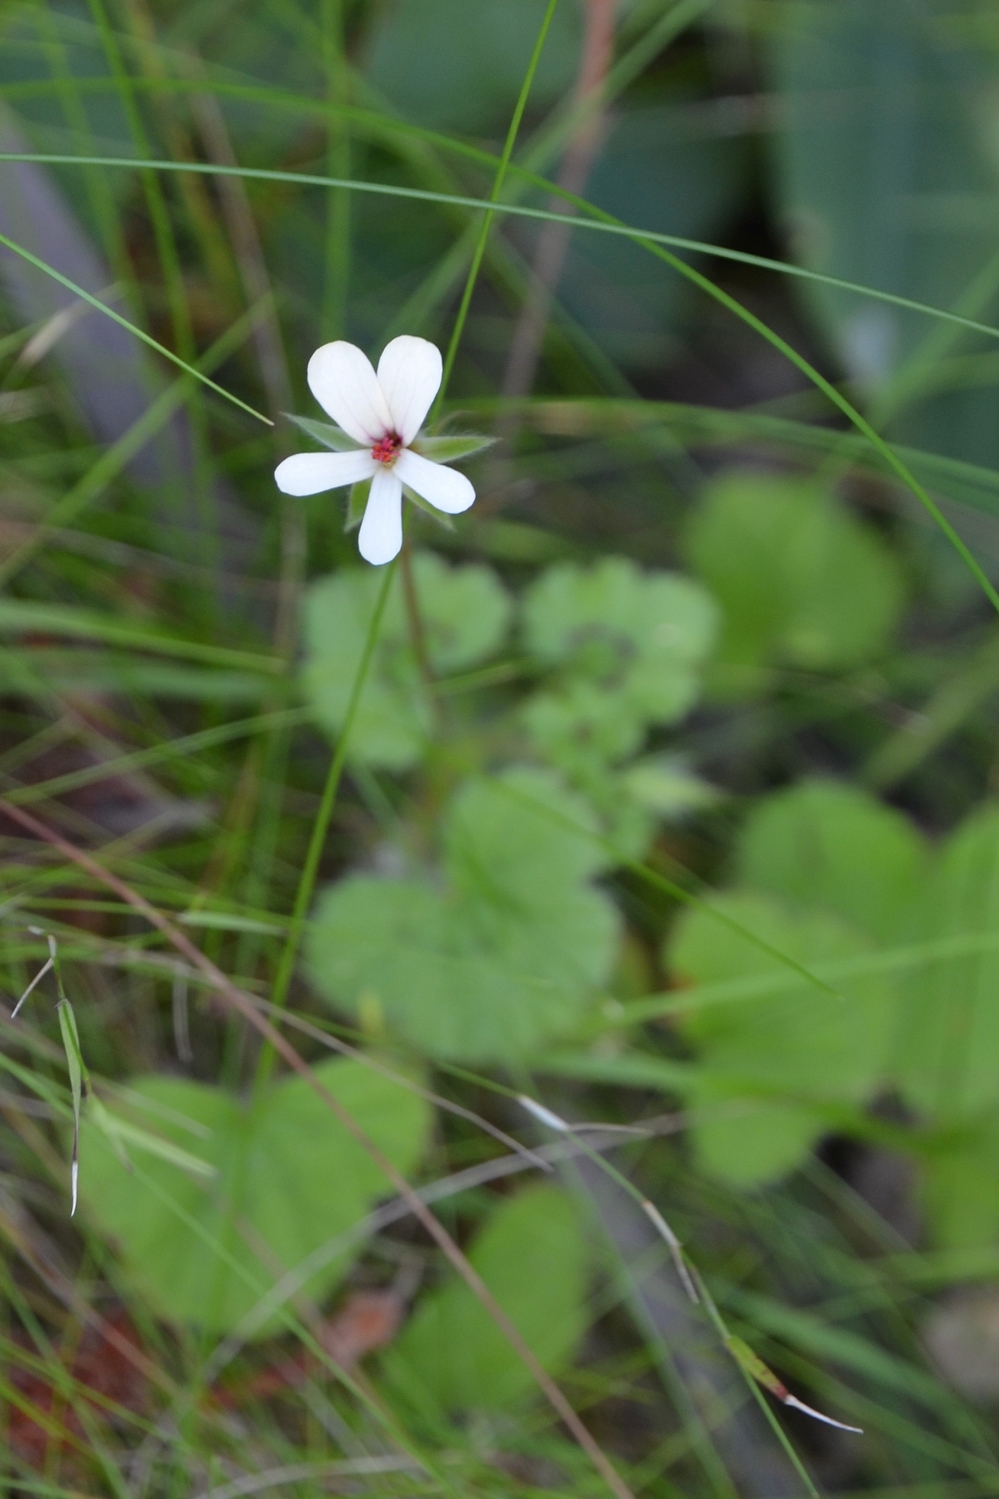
xmin=274 ymin=335 xmax=475 ymax=565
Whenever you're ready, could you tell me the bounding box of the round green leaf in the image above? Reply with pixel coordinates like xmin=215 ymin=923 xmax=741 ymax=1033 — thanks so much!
xmin=523 ymin=556 xmax=717 ymax=727
xmin=896 ymin=803 xmax=999 ymax=1122
xmin=522 ymin=680 xmax=646 ymax=781
xmin=734 ymin=778 xmax=927 ymax=942
xmin=668 ymin=891 xmax=897 ymax=1184
xmin=383 ymin=1185 xmax=589 ymax=1412
xmin=80 ymin=1058 xmax=430 ymax=1334
xmin=685 ymin=472 xmax=906 ymax=683
xmin=307 ymin=768 xmax=619 ymax=1062
xmin=445 ymin=764 xmax=612 ymax=890
xmin=302 ymin=553 xmax=511 ymax=769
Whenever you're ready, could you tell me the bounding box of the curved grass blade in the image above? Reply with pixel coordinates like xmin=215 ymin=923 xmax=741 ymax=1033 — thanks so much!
xmin=0 ymin=298 xmax=275 ymax=587
xmin=5 ymin=153 xmax=999 ymax=347
xmin=0 ymin=225 xmax=271 ymax=425
xmin=435 ymin=0 xmax=562 ymax=403
xmin=724 ymin=1332 xmax=863 ymax=1434
xmin=2 ymin=153 xmax=993 ymax=609
xmin=2 ymin=707 xmax=309 ymax=809
xmin=514 ymin=1095 xmax=835 ymax=1495
xmin=0 ymin=599 xmax=285 ymax=672
xmin=52 ymin=964 xmax=86 ymax=1214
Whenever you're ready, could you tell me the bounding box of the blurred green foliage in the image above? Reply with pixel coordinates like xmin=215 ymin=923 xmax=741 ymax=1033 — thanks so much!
xmin=385 ymin=1184 xmax=590 ymax=1411
xmin=309 ymin=768 xmax=621 ymax=1061
xmin=81 ymin=1058 xmax=431 ymax=1332
xmin=5 ymin=0 xmax=999 ymax=1492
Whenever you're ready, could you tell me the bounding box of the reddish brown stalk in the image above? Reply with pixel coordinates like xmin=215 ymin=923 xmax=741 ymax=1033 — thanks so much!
xmin=500 ymin=0 xmax=617 ymax=404
xmin=1 ymin=798 xmax=635 ymax=1499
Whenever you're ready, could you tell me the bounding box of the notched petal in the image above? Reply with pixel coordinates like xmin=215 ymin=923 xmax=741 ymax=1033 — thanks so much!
xmin=308 ymin=342 xmax=392 ymax=445
xmin=376 ymin=336 xmax=443 ymax=447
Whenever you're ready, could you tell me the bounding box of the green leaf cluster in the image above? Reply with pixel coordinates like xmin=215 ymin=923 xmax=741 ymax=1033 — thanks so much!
xmin=672 ymin=889 xmax=899 ymax=1184
xmin=685 ymin=472 xmax=906 ymax=692
xmin=522 ymin=556 xmax=718 ymax=765
xmin=80 ymin=1058 xmax=430 ymax=1334
xmin=301 ymin=551 xmax=720 ymax=855
xmin=665 ymin=781 xmax=999 ymax=1250
xmin=893 ymin=805 xmax=999 ymax=1248
xmin=383 ymin=1184 xmax=590 ymax=1413
xmin=519 ymin=557 xmax=718 ymax=852
xmin=303 ymin=553 xmax=512 ymax=768
xmin=665 ymin=780 xmax=923 ymax=1184
xmin=308 ymin=768 xmax=619 ymax=1062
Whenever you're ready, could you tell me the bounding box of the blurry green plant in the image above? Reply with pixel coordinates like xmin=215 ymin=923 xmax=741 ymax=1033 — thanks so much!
xmin=80 ymin=1058 xmax=431 ymax=1334
xmin=301 ymin=547 xmax=718 ymax=1067
xmin=383 ymin=1183 xmax=590 ymax=1412
xmin=657 ymin=779 xmax=999 ymax=1255
xmin=686 ymin=472 xmax=907 ymax=692
xmin=303 ymin=552 xmax=513 ymax=769
xmin=7 ymin=0 xmax=999 ymax=1489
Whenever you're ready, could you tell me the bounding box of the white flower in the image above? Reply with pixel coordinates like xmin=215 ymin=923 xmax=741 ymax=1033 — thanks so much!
xmin=274 ymin=335 xmax=475 ymax=565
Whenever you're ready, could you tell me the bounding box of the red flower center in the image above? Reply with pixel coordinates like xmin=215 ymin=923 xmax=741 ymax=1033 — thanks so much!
xmin=372 ymin=431 xmax=402 ymax=465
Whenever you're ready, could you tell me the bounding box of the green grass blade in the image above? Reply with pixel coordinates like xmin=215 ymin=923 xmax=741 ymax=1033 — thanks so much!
xmin=0 ymin=298 xmax=274 ymax=587
xmin=254 ymin=560 xmax=397 ymax=1090
xmin=6 ymin=152 xmax=999 ymax=347
xmin=55 ymin=992 xmax=86 ymax=1215
xmin=0 ymin=225 xmax=271 ymax=424
xmin=2 ymin=707 xmax=310 ymax=808
xmin=436 ymin=0 xmax=562 ymax=404
xmin=0 ymin=599 xmax=286 ymax=672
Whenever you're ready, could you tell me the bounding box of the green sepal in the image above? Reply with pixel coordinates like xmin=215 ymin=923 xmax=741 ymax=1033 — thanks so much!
xmin=402 ymin=484 xmax=456 ymax=532
xmin=410 ymin=433 xmax=495 ymax=462
xmin=346 ymin=479 xmax=371 ymax=532
xmin=284 ymin=413 xmax=363 ymax=452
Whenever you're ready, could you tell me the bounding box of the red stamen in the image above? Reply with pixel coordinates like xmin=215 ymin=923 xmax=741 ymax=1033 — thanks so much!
xmin=372 ymin=432 xmax=402 ymax=465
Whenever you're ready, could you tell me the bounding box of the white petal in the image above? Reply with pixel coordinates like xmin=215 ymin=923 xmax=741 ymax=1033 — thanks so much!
xmin=394 ymin=447 xmax=475 ymax=515
xmin=376 ymin=336 xmax=442 ymax=446
xmin=275 ymin=449 xmax=376 ymax=496
xmin=358 ymin=468 xmax=403 ymax=564
xmin=307 ymin=342 xmax=393 ymax=445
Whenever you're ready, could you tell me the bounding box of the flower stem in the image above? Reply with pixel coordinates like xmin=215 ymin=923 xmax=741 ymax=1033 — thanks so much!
xmin=399 ymin=535 xmax=444 ymax=731
xmin=252 ymin=558 xmax=397 ymax=1095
